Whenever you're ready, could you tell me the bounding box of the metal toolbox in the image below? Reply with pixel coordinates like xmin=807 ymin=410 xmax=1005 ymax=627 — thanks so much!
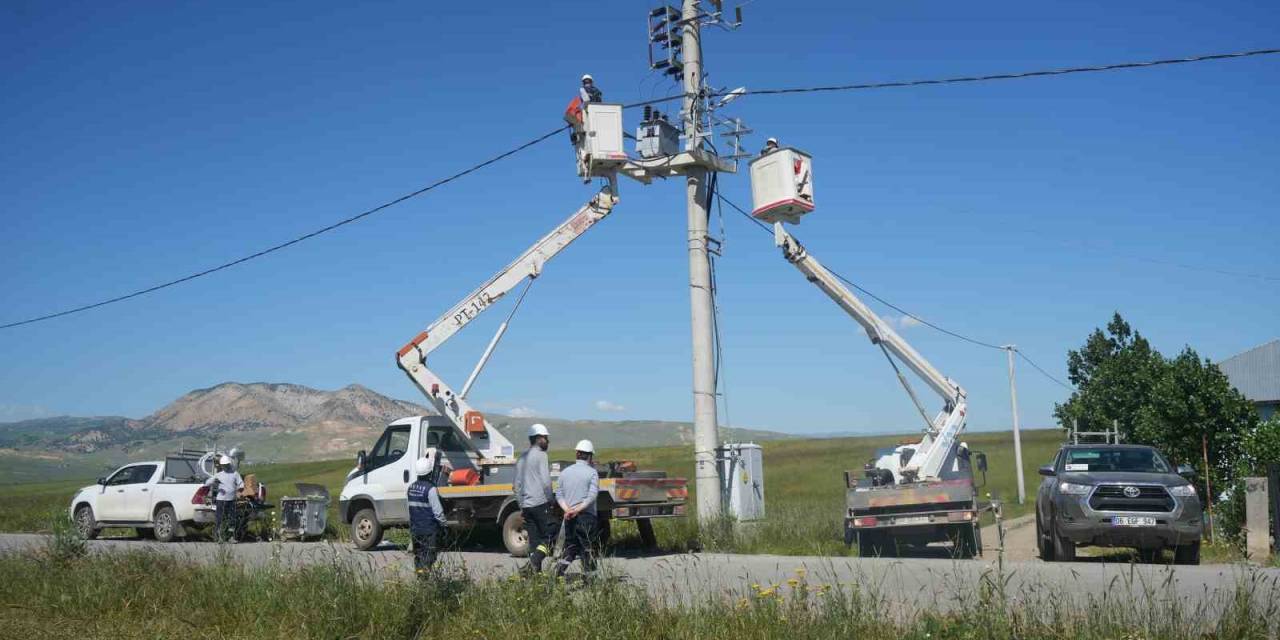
xmin=279 ymin=483 xmax=330 ymax=540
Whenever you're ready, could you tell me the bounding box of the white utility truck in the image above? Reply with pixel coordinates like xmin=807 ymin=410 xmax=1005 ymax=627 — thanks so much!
xmin=753 ymin=148 xmax=990 ymax=558
xmin=339 ymin=181 xmax=688 ymax=554
xmin=69 ymin=449 xmax=263 ymax=542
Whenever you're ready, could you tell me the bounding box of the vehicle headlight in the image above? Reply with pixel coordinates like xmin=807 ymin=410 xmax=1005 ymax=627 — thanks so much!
xmin=1168 ymin=484 xmax=1197 ymax=497
xmin=1058 ymin=482 xmax=1093 ymax=495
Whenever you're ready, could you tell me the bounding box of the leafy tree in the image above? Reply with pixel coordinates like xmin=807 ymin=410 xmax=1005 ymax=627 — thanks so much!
xmin=1053 ymin=313 xmax=1164 ymax=437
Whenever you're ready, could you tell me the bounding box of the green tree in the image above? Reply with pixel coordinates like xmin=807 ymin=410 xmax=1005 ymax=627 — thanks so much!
xmin=1053 ymin=313 xmax=1164 ymax=437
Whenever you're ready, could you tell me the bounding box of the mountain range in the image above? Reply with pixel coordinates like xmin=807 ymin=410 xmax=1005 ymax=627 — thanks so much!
xmin=0 ymin=382 xmax=790 ymax=481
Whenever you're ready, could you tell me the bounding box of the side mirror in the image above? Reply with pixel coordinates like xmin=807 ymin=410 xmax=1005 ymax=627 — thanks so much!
xmin=356 ymin=450 xmax=367 ymax=472
xmin=1038 ymin=464 xmax=1055 ymax=477
xmin=97 ymin=477 xmax=107 ymax=485
xmin=1177 ymin=463 xmax=1196 ymax=478
xmin=975 ymin=452 xmax=988 ymax=473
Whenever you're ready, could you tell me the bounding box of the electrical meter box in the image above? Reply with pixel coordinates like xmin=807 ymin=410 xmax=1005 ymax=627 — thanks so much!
xmin=636 ymin=118 xmax=680 ymax=159
xmin=279 ymin=483 xmax=330 ymax=540
xmin=749 ymin=148 xmax=814 ymax=224
xmin=718 ymin=442 xmax=765 ymax=522
xmin=583 ymin=103 xmax=628 ymax=174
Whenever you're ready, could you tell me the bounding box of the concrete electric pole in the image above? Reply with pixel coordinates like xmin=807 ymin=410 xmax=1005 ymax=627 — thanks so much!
xmin=680 ymin=0 xmax=723 ymax=522
xmin=1004 ymin=345 xmax=1026 ymax=504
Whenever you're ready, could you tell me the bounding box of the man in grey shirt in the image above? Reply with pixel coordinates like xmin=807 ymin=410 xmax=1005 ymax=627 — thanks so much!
xmin=554 ymin=439 xmax=600 ymax=577
xmin=204 ymin=455 xmax=243 ymax=543
xmin=512 ymin=423 xmax=557 ymax=574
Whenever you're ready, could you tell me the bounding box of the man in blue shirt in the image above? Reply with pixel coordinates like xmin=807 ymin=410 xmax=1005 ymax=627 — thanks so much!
xmin=554 ymin=439 xmax=600 ymax=577
xmin=408 ymin=454 xmax=451 ymax=574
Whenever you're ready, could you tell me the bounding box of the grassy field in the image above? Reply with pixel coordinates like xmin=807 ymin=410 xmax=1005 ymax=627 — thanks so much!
xmin=0 ymin=429 xmax=1066 ymax=555
xmin=1 ymin=549 xmax=1275 ymax=639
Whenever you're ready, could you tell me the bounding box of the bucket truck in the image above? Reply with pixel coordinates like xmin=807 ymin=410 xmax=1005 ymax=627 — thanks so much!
xmin=772 ymin=223 xmax=991 ymax=558
xmin=338 ymin=182 xmax=688 ymax=553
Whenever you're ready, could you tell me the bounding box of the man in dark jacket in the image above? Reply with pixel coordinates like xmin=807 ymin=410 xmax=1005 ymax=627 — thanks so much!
xmin=408 ymin=454 xmax=451 ymax=574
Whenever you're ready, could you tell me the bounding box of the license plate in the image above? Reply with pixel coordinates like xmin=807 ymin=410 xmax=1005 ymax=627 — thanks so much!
xmin=894 ymin=516 xmax=930 ymax=526
xmin=635 ymin=506 xmax=663 ymax=517
xmin=1113 ymin=516 xmax=1156 ymax=527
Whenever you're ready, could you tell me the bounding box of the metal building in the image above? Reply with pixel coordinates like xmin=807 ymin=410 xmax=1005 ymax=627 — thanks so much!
xmin=1219 ymin=339 xmax=1280 ymax=421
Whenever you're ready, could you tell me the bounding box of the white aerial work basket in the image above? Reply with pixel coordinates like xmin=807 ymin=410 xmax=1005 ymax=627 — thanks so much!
xmin=748 ymin=147 xmax=814 ymax=224
xmin=582 ymin=103 xmax=628 ymax=176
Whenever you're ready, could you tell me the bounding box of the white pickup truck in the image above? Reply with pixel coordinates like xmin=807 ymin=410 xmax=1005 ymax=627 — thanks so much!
xmin=69 ymin=453 xmax=227 ymax=542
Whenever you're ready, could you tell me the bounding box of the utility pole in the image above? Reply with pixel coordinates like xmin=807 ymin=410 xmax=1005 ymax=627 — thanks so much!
xmin=1004 ymin=345 xmax=1025 ymax=504
xmin=680 ymin=0 xmax=722 ymax=521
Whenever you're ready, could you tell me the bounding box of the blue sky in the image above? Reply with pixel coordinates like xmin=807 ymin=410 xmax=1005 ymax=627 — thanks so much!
xmin=1 ymin=1 xmax=1276 ymax=435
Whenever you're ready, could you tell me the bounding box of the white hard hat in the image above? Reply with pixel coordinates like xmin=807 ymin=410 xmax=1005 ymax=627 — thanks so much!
xmin=528 ymin=423 xmax=550 ymax=438
xmin=414 ymin=456 xmax=433 ymax=477
xmin=581 ymin=74 xmax=593 ymax=82
xmin=219 ymin=455 xmax=232 ymax=465
xmin=766 ymin=137 xmax=778 ymax=145
xmin=575 ymin=439 xmax=595 ymax=454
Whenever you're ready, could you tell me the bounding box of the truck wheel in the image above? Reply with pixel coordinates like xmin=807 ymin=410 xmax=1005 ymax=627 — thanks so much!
xmin=596 ymin=518 xmax=612 ymax=549
xmin=843 ymin=527 xmax=856 ymax=549
xmin=858 ymin=532 xmax=894 ymax=558
xmin=1036 ymin=513 xmax=1055 ymax=561
xmin=74 ymin=505 xmax=99 ymax=540
xmin=351 ymin=508 xmax=383 ymax=551
xmin=951 ymin=524 xmax=978 ymax=559
xmin=636 ymin=519 xmax=658 ymax=550
xmin=153 ymin=506 xmax=178 ymax=543
xmin=501 ymin=510 xmax=529 ymax=558
xmin=1173 ymin=541 xmax=1200 ymax=565
xmin=1051 ymin=522 xmax=1076 ymax=562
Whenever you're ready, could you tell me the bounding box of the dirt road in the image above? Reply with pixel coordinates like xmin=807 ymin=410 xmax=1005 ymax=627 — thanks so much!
xmin=3 ymin=529 xmax=1275 ymax=622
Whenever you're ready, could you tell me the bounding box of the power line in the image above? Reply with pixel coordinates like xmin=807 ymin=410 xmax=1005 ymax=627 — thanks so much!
xmin=714 ymin=48 xmax=1280 ymax=98
xmin=1016 ymin=349 xmax=1074 ymax=391
xmin=0 ymin=125 xmax=569 ymax=330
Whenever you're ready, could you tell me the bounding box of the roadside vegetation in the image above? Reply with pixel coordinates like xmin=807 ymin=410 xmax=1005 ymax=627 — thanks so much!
xmin=0 ymin=548 xmax=1275 ymax=639
xmin=1 ymin=429 xmax=1064 ymax=556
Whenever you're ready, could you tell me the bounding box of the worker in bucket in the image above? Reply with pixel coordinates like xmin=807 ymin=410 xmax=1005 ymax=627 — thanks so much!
xmin=760 ymin=137 xmax=779 ymax=156
xmin=513 ymin=423 xmax=558 ymax=575
xmin=566 ymin=74 xmax=604 ymax=177
xmin=579 ymin=74 xmax=603 ymax=105
xmin=408 ymin=453 xmax=452 ymax=574
xmin=204 ymin=455 xmax=243 ymax=543
xmin=554 ymin=439 xmax=600 ymax=578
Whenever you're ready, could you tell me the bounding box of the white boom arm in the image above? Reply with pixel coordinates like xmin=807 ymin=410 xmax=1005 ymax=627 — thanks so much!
xmin=773 ymin=223 xmax=968 ymax=483
xmin=396 ymin=185 xmax=620 ymax=462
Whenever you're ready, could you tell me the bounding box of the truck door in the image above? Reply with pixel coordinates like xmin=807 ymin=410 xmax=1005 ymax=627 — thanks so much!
xmin=98 ymin=464 xmax=155 ymax=521
xmin=119 ymin=464 xmax=159 ymax=521
xmin=363 ymin=424 xmax=413 ymax=523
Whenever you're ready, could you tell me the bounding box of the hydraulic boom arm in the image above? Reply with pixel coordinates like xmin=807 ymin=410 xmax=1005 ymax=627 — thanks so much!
xmin=773 ymin=223 xmax=967 ymax=483
xmin=396 ymin=185 xmax=620 ymax=462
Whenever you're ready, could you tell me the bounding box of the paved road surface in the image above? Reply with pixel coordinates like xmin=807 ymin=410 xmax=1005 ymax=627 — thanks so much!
xmin=4 ymin=529 xmax=1276 ymax=623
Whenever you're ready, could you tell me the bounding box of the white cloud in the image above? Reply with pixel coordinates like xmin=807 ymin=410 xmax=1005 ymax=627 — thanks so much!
xmin=507 ymin=406 xmax=538 ymax=418
xmin=878 ymin=314 xmax=921 ymax=331
xmin=594 ymin=400 xmax=626 ymax=413
xmin=900 ymin=315 xmax=922 ymax=328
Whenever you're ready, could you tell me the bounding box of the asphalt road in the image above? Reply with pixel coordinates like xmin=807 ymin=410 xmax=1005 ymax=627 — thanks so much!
xmin=4 ymin=528 xmax=1277 ymax=623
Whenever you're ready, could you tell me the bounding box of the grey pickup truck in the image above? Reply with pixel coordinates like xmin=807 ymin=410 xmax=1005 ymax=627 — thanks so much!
xmin=1035 ymin=444 xmax=1203 ymax=564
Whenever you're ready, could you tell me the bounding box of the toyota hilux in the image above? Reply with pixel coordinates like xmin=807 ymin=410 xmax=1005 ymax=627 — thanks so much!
xmin=1035 ymin=444 xmax=1202 ymax=564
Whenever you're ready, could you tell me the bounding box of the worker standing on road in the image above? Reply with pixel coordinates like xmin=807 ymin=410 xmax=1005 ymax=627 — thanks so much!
xmin=204 ymin=455 xmax=243 ymax=543
xmin=513 ymin=423 xmax=558 ymax=575
xmin=554 ymin=439 xmax=600 ymax=578
xmin=408 ymin=454 xmax=451 ymax=575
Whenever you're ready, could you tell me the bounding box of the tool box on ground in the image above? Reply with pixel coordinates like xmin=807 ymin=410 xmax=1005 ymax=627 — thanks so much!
xmin=279 ymin=483 xmax=330 ymax=540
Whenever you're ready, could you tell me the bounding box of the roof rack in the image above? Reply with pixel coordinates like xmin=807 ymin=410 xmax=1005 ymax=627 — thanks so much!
xmin=1070 ymin=420 xmax=1123 ymax=445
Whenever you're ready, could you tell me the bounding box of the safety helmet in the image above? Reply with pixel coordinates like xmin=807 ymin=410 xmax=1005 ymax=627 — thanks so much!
xmin=575 ymin=439 xmax=595 ymax=454
xmin=528 ymin=423 xmax=550 ymax=438
xmin=219 ymin=455 xmax=232 ymax=465
xmin=766 ymin=137 xmax=778 ymax=145
xmin=581 ymin=74 xmax=593 ymax=83
xmin=414 ymin=456 xmax=433 ymax=477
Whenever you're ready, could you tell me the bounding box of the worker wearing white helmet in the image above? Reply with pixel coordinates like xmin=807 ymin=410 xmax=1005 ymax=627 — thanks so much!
xmin=760 ymin=137 xmax=780 ymax=156
xmin=580 ymin=74 xmax=603 ymax=104
xmin=554 ymin=439 xmax=600 ymax=577
xmin=408 ymin=451 xmax=452 ymax=573
xmin=513 ymin=423 xmax=558 ymax=574
xmin=204 ymin=453 xmax=244 ymax=543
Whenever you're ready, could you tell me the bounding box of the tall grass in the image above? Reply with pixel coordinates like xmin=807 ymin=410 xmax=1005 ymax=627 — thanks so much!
xmin=0 ymin=550 xmax=1275 ymax=639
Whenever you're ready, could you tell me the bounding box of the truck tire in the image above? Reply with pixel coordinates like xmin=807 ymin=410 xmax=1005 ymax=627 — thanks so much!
xmin=844 ymin=526 xmax=856 ymax=549
xmin=858 ymin=532 xmax=895 ymax=558
xmin=74 ymin=505 xmax=99 ymax=540
xmin=1051 ymin=522 xmax=1076 ymax=562
xmin=501 ymin=510 xmax=530 ymax=557
xmin=1173 ymin=541 xmax=1200 ymax=565
xmin=1035 ymin=512 xmax=1055 ymax=561
xmin=636 ymin=519 xmax=658 ymax=550
xmin=951 ymin=524 xmax=979 ymax=559
xmin=351 ymin=508 xmax=383 ymax=551
xmin=153 ymin=506 xmax=178 ymax=543
xmin=596 ymin=517 xmax=612 ymax=549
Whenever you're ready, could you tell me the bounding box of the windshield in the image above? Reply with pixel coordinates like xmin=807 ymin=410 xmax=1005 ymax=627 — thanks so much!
xmin=1061 ymin=448 xmax=1170 ymax=474
xmin=163 ymin=457 xmax=204 ymax=483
